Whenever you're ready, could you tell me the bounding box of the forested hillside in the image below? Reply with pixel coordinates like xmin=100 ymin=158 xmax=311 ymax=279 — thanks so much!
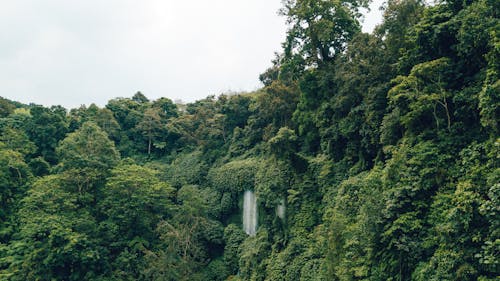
xmin=0 ymin=0 xmax=498 ymax=280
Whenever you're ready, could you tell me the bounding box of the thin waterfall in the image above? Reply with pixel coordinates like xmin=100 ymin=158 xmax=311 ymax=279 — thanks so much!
xmin=276 ymin=198 xmax=285 ymax=219
xmin=243 ymin=190 xmax=257 ymax=236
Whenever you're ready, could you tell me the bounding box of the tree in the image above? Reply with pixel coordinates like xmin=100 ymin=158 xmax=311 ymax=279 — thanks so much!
xmin=135 ymin=107 xmax=163 ymax=155
xmin=26 ymin=105 xmax=68 ymax=164
xmin=143 ymin=185 xmax=217 ymax=281
xmin=387 ymin=58 xmax=453 ymax=135
xmin=247 ymin=81 xmax=299 ymax=144
xmin=152 ymin=97 xmax=178 ymax=120
xmin=99 ymin=162 xmax=174 ymax=279
xmin=99 ymin=162 xmax=174 ymax=241
xmin=0 ymin=98 xmax=15 ymax=118
xmin=106 ymin=96 xmax=149 ymax=155
xmin=209 ymin=158 xmax=260 ymax=219
xmin=0 ymin=126 xmax=36 ymax=156
xmin=0 ymin=148 xmax=31 ymax=243
xmin=132 ymin=91 xmax=150 ymax=104
xmin=375 ymin=0 xmax=424 ymax=61
xmin=69 ymin=104 xmax=121 ymax=141
xmin=478 ymin=27 xmax=499 ymax=134
xmin=223 ymin=224 xmax=246 ymax=276
xmin=238 ymin=229 xmax=271 ymax=281
xmin=1 ymin=175 xmax=103 ymax=281
xmin=52 ymin=121 xmax=121 ymax=213
xmin=219 ymin=94 xmax=252 ymax=134
xmin=57 ymin=121 xmax=119 ymax=169
xmin=280 ymin=0 xmax=366 ymax=67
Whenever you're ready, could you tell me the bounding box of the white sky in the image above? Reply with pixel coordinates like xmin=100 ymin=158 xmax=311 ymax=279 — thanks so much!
xmin=0 ymin=0 xmax=384 ymax=109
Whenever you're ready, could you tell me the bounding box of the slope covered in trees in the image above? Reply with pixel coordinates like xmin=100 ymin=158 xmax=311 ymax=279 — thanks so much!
xmin=0 ymin=0 xmax=498 ymax=280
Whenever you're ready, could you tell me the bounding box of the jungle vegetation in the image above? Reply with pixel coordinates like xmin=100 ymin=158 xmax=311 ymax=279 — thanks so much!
xmin=0 ymin=0 xmax=498 ymax=280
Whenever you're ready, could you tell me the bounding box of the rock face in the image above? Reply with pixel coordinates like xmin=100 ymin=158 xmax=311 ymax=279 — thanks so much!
xmin=243 ymin=190 xmax=257 ymax=236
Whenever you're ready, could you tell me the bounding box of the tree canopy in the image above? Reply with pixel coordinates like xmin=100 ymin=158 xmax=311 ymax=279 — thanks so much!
xmin=0 ymin=0 xmax=498 ymax=280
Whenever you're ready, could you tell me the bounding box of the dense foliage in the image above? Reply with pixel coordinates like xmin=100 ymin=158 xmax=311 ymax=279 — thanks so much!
xmin=0 ymin=0 xmax=498 ymax=280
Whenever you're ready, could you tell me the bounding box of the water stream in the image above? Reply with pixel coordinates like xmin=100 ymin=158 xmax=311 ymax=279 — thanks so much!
xmin=276 ymin=198 xmax=285 ymax=219
xmin=243 ymin=190 xmax=258 ymax=236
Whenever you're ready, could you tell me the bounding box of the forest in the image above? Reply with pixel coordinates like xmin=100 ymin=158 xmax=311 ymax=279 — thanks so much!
xmin=0 ymin=0 xmax=498 ymax=280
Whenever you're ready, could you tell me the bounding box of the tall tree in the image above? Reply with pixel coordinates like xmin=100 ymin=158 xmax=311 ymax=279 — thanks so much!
xmin=56 ymin=122 xmax=120 ymax=200
xmin=1 ymin=175 xmax=103 ymax=281
xmin=136 ymin=107 xmax=163 ymax=155
xmin=26 ymin=106 xmax=68 ymax=164
xmin=280 ymin=0 xmax=367 ymax=67
xmin=98 ymin=162 xmax=174 ymax=279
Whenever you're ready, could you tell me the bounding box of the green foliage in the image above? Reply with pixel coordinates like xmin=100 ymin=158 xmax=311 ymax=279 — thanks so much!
xmin=0 ymin=97 xmax=16 ymax=118
xmin=209 ymin=158 xmax=260 ymax=220
xmin=210 ymin=158 xmax=259 ymax=194
xmin=479 ymin=26 xmax=500 ymax=133
xmin=323 ymin=169 xmax=384 ymax=280
xmin=1 ymin=0 xmax=498 ymax=279
xmin=135 ymin=107 xmax=163 ymax=155
xmin=26 ymin=105 xmax=69 ymax=164
xmin=1 ymin=175 xmax=102 ymax=281
xmin=239 ymin=229 xmax=271 ymax=281
xmin=245 ymin=82 xmax=299 ymax=144
xmin=99 ymin=163 xmax=174 ymax=241
xmin=105 ymin=95 xmax=153 ymax=156
xmin=280 ymin=0 xmax=366 ymax=66
xmin=387 ymin=58 xmax=453 ymax=135
xmin=55 ymin=122 xmax=120 ymax=200
xmin=268 ymin=127 xmax=298 ymax=159
xmin=0 ymin=126 xmax=36 ymax=156
xmin=223 ymin=224 xmax=246 ymax=275
xmin=99 ymin=162 xmax=174 ymax=279
xmin=69 ymin=104 xmax=121 ymax=140
xmin=143 ymin=185 xmax=220 ymax=281
xmin=265 ymin=237 xmax=322 ymax=281
xmin=375 ymin=0 xmax=424 ymax=60
xmin=255 ymin=158 xmax=292 ymax=209
xmin=57 ymin=122 xmax=120 ymax=172
xmin=0 ymin=149 xmax=32 ymax=242
xmin=166 ymin=151 xmax=208 ymax=188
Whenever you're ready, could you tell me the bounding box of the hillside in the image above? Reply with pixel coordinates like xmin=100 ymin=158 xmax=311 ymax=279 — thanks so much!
xmin=0 ymin=0 xmax=498 ymax=280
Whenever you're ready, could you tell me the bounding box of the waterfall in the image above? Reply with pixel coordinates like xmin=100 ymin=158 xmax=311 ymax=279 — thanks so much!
xmin=243 ymin=190 xmax=258 ymax=236
xmin=276 ymin=198 xmax=285 ymax=219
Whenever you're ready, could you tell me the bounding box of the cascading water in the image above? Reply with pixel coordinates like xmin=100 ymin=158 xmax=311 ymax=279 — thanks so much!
xmin=276 ymin=198 xmax=285 ymax=219
xmin=243 ymin=190 xmax=258 ymax=236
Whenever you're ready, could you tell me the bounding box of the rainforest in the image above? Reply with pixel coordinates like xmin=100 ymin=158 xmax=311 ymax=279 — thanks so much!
xmin=0 ymin=0 xmax=498 ymax=280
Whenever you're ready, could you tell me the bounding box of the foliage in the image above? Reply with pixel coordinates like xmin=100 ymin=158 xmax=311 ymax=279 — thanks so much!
xmin=0 ymin=0 xmax=498 ymax=279
xmin=26 ymin=105 xmax=69 ymax=164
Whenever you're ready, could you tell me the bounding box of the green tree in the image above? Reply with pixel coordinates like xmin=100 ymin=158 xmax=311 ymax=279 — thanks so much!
xmin=479 ymin=27 xmax=499 ymax=134
xmin=143 ymin=185 xmax=218 ymax=281
xmin=280 ymin=0 xmax=366 ymax=67
xmin=238 ymin=229 xmax=271 ymax=281
xmin=1 ymin=175 xmax=102 ymax=281
xmin=26 ymin=105 xmax=68 ymax=164
xmin=55 ymin=122 xmax=120 ymax=199
xmin=375 ymin=0 xmax=424 ymax=61
xmin=98 ymin=162 xmax=174 ymax=279
xmin=209 ymin=158 xmax=260 ymax=220
xmin=0 ymin=148 xmax=32 ymax=243
xmin=69 ymin=104 xmax=121 ymax=141
xmin=223 ymin=224 xmax=246 ymax=276
xmin=57 ymin=122 xmax=119 ymax=171
xmin=136 ymin=107 xmax=163 ymax=155
xmin=0 ymin=126 xmax=36 ymax=156
xmin=0 ymin=98 xmax=16 ymax=118
xmin=387 ymin=58 xmax=453 ymax=136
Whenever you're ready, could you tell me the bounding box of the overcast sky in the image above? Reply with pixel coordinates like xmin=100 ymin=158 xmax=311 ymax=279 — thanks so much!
xmin=0 ymin=0 xmax=384 ymax=109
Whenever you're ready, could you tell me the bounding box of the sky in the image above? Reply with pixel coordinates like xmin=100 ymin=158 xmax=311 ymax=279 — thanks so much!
xmin=0 ymin=0 xmax=384 ymax=109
